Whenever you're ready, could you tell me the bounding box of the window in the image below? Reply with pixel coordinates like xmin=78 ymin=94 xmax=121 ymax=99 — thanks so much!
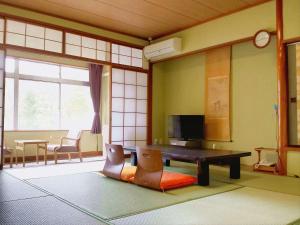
xmin=4 ymin=57 xmax=94 ymax=130
xmin=111 ymin=68 xmax=148 ymax=146
xmin=65 ymin=32 xmax=110 ymax=61
xmin=112 ymin=44 xmax=143 ymax=68
xmin=6 ymin=20 xmax=63 ymax=53
xmin=4 ymin=78 xmax=14 ymax=130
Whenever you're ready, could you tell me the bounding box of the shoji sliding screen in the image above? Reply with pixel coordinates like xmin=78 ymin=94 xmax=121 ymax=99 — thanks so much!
xmin=0 ymin=50 xmax=5 ymax=169
xmin=111 ymin=68 xmax=148 ymax=147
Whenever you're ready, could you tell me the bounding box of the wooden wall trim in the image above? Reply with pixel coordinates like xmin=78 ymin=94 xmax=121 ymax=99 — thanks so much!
xmin=152 ymin=32 xmax=276 ymax=64
xmin=276 ymin=0 xmax=288 ymax=175
xmin=283 ymin=36 xmax=300 ymax=44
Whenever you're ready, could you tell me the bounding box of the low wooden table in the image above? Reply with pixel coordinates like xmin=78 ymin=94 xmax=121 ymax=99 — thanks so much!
xmin=124 ymin=145 xmax=251 ymax=186
xmin=14 ymin=140 xmax=49 ymax=167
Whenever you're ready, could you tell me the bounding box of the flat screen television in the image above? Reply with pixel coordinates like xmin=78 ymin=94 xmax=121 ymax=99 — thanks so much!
xmin=168 ymin=115 xmax=205 ymax=141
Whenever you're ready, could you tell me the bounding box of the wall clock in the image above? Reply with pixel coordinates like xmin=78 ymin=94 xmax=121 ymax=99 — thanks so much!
xmin=253 ymin=30 xmax=271 ymax=48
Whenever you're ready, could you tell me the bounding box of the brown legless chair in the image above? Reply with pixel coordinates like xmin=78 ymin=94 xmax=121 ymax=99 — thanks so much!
xmin=134 ymin=147 xmax=197 ymax=191
xmin=103 ymin=144 xmax=136 ymax=181
xmin=134 ymin=147 xmax=163 ymax=190
xmin=46 ymin=130 xmax=82 ymax=164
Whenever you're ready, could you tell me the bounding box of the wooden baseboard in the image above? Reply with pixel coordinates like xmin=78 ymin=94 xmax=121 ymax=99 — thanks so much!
xmin=4 ymin=151 xmax=103 ymax=164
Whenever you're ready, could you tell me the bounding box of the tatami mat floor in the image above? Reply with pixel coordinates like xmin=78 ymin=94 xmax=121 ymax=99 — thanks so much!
xmin=1 ymin=159 xmax=300 ymax=225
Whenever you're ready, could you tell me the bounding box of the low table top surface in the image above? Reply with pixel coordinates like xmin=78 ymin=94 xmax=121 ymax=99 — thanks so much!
xmin=124 ymin=145 xmax=251 ymax=162
xmin=14 ymin=140 xmax=49 ymax=144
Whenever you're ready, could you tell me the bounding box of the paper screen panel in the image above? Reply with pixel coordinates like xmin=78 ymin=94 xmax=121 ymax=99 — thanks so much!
xmin=136 ymin=127 xmax=147 ymax=140
xmin=26 ymin=24 xmax=44 ymax=38
xmin=66 ymin=33 xmax=81 ymax=45
xmin=0 ymin=32 xmax=3 ymax=44
xmin=124 ymin=113 xmax=136 ymax=126
xmin=124 ymin=99 xmax=136 ymax=112
xmin=6 ymin=33 xmax=25 ymax=46
xmin=137 ymin=86 xmax=147 ymax=99
xmin=136 ymin=113 xmax=147 ymax=126
xmin=119 ymin=55 xmax=131 ymax=66
xmin=26 ymin=36 xmax=44 ymax=50
xmin=45 ymin=40 xmax=62 ymax=53
xmin=112 ymin=83 xmax=124 ymax=98
xmin=124 ymin=127 xmax=135 ymax=140
xmin=125 ymin=70 xmax=136 ymax=85
xmin=7 ymin=20 xmax=26 ymax=34
xmin=132 ymin=48 xmax=142 ymax=58
xmin=45 ymin=28 xmax=62 ymax=42
xmin=112 ymin=112 xmax=123 ymax=126
xmin=82 ymin=47 xmax=96 ymax=59
xmin=97 ymin=51 xmax=106 ymax=61
xmin=65 ymin=44 xmax=81 ymax=56
xmin=137 ymin=100 xmax=147 ymax=113
xmin=112 ymin=68 xmax=124 ymax=83
xmin=0 ymin=70 xmax=3 ymax=88
xmin=137 ymin=72 xmax=148 ymax=86
xmin=125 ymin=85 xmax=136 ymax=98
xmin=112 ymin=98 xmax=124 ymax=112
xmin=132 ymin=58 xmax=143 ymax=68
xmin=81 ymin=36 xmax=96 ymax=49
xmin=111 ymin=127 xmax=123 ymax=142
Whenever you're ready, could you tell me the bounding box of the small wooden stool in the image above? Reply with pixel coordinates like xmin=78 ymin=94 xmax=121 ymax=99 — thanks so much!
xmin=253 ymin=147 xmax=278 ymax=174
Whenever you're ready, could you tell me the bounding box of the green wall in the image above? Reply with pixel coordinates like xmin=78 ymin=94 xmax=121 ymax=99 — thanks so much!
xmin=154 ymin=1 xmax=275 ymax=57
xmin=153 ymin=38 xmax=278 ymax=165
xmin=283 ymin=0 xmax=300 ymax=41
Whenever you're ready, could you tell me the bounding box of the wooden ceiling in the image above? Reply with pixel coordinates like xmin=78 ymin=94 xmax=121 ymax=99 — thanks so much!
xmin=0 ymin=0 xmax=270 ymax=40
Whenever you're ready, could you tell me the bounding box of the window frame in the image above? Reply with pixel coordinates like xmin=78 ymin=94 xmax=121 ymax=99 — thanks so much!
xmin=5 ymin=57 xmax=92 ymax=131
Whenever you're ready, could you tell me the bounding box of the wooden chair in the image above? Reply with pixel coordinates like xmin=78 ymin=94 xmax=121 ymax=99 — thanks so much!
xmin=46 ymin=130 xmax=82 ymax=164
xmin=3 ymin=146 xmax=13 ymax=168
xmin=134 ymin=147 xmax=197 ymax=191
xmin=102 ymin=144 xmax=136 ymax=181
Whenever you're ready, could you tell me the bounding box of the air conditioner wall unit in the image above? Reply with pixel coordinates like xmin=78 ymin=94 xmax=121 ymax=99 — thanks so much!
xmin=143 ymin=37 xmax=182 ymax=61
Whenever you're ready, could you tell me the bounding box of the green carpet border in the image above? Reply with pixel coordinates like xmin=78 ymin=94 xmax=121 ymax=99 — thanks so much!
xmin=26 ymin=172 xmax=243 ymax=221
xmin=107 ymin=184 xmax=244 ymax=221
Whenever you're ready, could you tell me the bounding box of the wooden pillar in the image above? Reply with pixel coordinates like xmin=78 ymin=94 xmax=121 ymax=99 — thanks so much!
xmin=276 ymin=0 xmax=288 ymax=175
xmin=147 ymin=63 xmax=153 ymax=145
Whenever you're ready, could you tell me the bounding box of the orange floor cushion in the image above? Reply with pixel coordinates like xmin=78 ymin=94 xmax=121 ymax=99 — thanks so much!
xmin=160 ymin=171 xmax=197 ymax=190
xmin=120 ymin=166 xmax=137 ymax=181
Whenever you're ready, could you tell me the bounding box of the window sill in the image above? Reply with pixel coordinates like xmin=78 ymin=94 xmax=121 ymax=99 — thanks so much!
xmin=4 ymin=129 xmax=93 ymax=132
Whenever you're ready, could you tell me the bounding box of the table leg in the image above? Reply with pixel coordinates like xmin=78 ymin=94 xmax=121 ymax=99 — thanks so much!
xmin=22 ymin=148 xmax=25 ymax=167
xmin=230 ymin=157 xmax=240 ymax=179
xmin=131 ymin=152 xmax=137 ymax=166
xmin=15 ymin=149 xmax=18 ymax=166
xmin=197 ymin=160 xmax=209 ymax=186
xmin=44 ymin=143 xmax=48 ymax=165
xmin=164 ymin=159 xmax=170 ymax=167
xmin=36 ymin=144 xmax=39 ymax=164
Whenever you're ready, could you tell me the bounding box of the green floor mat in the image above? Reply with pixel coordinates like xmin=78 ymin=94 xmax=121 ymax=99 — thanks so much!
xmin=166 ymin=161 xmax=300 ymax=196
xmin=27 ymin=172 xmax=241 ymax=220
xmin=111 ymin=187 xmax=300 ymax=225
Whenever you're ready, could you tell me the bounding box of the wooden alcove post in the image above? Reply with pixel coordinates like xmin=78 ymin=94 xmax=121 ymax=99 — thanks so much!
xmin=276 ymin=0 xmax=288 ymax=175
